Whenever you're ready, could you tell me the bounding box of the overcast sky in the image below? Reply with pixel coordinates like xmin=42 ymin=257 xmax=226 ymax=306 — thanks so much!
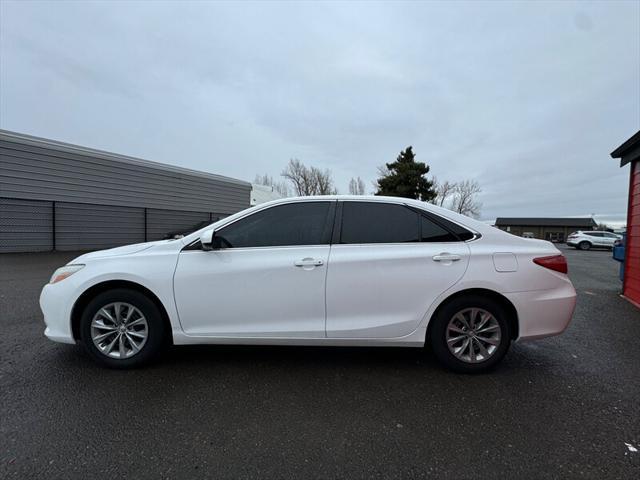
xmin=1 ymin=1 xmax=638 ymax=223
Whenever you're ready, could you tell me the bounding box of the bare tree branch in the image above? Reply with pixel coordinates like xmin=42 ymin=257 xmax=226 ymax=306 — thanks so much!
xmin=281 ymin=158 xmax=337 ymax=196
xmin=452 ymin=179 xmax=482 ymax=218
xmin=348 ymin=177 xmax=366 ymax=195
xmin=433 ymin=178 xmax=457 ymax=207
xmin=311 ymin=166 xmax=337 ymax=195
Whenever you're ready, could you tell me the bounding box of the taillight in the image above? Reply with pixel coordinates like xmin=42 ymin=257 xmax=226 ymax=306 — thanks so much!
xmin=533 ymin=255 xmax=568 ymax=274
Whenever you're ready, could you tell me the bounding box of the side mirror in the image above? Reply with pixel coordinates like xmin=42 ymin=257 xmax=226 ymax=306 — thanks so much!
xmin=200 ymin=229 xmax=215 ymax=251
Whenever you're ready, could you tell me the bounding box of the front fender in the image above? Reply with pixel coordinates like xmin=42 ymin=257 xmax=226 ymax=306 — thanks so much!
xmin=60 ymin=252 xmax=181 ymax=340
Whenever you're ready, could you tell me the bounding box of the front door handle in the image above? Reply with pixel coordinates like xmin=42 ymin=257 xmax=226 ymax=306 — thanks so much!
xmin=432 ymin=253 xmax=461 ymax=262
xmin=294 ymin=258 xmax=324 ymax=267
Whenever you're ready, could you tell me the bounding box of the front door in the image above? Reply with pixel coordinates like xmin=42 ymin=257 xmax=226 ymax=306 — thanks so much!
xmin=174 ymin=201 xmax=335 ymax=337
xmin=326 ymin=201 xmax=470 ymax=338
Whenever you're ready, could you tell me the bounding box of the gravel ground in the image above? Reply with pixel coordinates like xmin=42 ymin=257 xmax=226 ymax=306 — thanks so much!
xmin=0 ymin=245 xmax=638 ymax=479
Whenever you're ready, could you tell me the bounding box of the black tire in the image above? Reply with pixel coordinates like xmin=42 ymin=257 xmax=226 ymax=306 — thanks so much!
xmin=578 ymin=241 xmax=591 ymax=251
xmin=79 ymin=289 xmax=167 ymax=368
xmin=429 ymin=295 xmax=512 ymax=373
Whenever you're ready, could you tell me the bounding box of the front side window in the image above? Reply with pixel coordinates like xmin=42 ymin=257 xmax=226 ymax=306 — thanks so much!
xmin=215 ymin=202 xmax=332 ymax=248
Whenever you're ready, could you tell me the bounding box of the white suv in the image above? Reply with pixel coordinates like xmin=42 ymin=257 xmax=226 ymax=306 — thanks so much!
xmin=567 ymin=231 xmax=621 ymax=250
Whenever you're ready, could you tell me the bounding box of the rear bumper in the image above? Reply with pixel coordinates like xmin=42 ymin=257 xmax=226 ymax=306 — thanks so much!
xmin=504 ymin=281 xmax=577 ymax=340
xmin=566 ymin=241 xmax=577 ymax=247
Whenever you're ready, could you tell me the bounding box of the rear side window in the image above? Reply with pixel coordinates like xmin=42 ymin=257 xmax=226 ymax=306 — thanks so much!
xmin=340 ymin=202 xmax=419 ymax=244
xmin=338 ymin=202 xmax=472 ymax=244
xmin=216 ymin=202 xmax=332 ymax=248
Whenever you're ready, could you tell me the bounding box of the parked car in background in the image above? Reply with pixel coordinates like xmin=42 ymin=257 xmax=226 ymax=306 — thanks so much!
xmin=567 ymin=231 xmax=622 ymax=250
xmin=40 ymin=196 xmax=577 ymax=373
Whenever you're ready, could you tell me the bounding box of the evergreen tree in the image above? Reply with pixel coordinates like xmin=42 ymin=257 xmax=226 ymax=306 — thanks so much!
xmin=375 ymin=146 xmax=436 ymax=201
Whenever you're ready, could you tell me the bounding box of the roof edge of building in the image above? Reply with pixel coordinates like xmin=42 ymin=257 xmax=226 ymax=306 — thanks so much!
xmin=610 ymin=130 xmax=640 ymax=167
xmin=0 ymin=129 xmax=251 ymax=188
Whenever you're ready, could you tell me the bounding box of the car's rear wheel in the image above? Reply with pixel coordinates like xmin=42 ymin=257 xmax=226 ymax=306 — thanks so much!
xmin=430 ymin=295 xmax=511 ymax=373
xmin=578 ymin=241 xmax=591 ymax=250
xmin=79 ymin=289 xmax=166 ymax=368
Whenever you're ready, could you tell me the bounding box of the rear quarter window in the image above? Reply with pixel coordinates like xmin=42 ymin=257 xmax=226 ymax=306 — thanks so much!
xmin=421 ymin=213 xmax=475 ymax=241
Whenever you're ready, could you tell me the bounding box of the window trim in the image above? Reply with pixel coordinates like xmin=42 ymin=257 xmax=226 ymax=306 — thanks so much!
xmin=331 ymin=201 xmax=344 ymax=245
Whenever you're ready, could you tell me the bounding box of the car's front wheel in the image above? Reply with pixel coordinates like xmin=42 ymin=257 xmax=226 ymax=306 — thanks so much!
xmin=430 ymin=295 xmax=512 ymax=373
xmin=79 ymin=289 xmax=167 ymax=368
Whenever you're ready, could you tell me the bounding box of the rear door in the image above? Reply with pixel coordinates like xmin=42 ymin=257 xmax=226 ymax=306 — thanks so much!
xmin=325 ymin=201 xmax=470 ymax=338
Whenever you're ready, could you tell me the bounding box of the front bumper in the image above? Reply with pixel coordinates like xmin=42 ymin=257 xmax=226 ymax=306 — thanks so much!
xmin=505 ymin=281 xmax=577 ymax=340
xmin=40 ymin=283 xmax=76 ymax=344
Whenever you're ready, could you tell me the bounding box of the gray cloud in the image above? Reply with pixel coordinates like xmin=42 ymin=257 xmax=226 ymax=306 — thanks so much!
xmin=1 ymin=0 xmax=638 ymax=223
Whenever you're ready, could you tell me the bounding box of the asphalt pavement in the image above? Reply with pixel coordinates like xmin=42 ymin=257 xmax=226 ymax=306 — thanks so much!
xmin=0 ymin=245 xmax=639 ymax=479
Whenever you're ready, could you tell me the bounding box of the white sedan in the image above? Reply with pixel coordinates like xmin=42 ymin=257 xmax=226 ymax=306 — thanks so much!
xmin=40 ymin=196 xmax=577 ymax=373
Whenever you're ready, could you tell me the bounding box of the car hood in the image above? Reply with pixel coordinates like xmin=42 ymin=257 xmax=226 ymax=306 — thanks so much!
xmin=70 ymin=240 xmax=174 ymax=263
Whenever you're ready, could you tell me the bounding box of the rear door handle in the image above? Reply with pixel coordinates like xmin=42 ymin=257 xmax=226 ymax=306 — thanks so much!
xmin=432 ymin=253 xmax=461 ymax=262
xmin=294 ymin=258 xmax=324 ymax=267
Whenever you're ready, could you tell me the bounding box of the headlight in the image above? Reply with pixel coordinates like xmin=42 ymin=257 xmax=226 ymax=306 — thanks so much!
xmin=49 ymin=264 xmax=85 ymax=284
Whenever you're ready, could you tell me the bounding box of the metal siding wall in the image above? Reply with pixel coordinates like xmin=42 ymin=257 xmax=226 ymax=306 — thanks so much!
xmin=146 ymin=209 xmax=211 ymax=241
xmin=624 ymin=160 xmax=640 ymax=304
xmin=0 ymin=132 xmax=251 ymax=215
xmin=55 ymin=203 xmax=145 ymax=251
xmin=0 ymin=198 xmax=53 ymax=252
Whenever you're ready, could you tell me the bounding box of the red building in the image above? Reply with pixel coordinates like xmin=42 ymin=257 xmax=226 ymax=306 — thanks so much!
xmin=611 ymin=130 xmax=640 ymax=307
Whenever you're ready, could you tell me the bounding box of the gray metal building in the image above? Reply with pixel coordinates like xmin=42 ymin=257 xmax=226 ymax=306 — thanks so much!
xmin=0 ymin=130 xmax=251 ymax=253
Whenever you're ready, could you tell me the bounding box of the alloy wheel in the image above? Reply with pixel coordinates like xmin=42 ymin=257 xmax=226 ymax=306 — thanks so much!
xmin=445 ymin=308 xmax=502 ymax=363
xmin=90 ymin=302 xmax=148 ymax=359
